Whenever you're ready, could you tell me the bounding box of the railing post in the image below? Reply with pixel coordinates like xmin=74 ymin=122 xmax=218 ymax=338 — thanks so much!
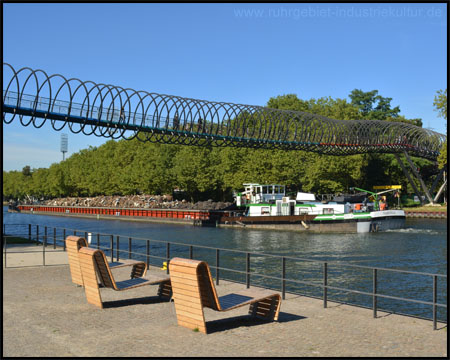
xmin=63 ymin=228 xmax=66 ymax=251
xmin=84 ymin=231 xmax=88 ymax=242
xmin=4 ymin=235 xmax=7 ymax=268
xmin=433 ymin=275 xmax=437 ymax=330
xmin=36 ymin=225 xmax=39 ymax=245
xmin=116 ymin=236 xmax=120 ymax=261
xmin=96 ymin=233 xmax=100 ymax=249
xmin=110 ymin=235 xmax=114 ymax=262
xmin=166 ymin=243 xmax=170 ymax=275
xmin=128 ymin=237 xmax=132 ymax=260
xmin=373 ymin=268 xmax=377 ymax=318
xmin=146 ymin=240 xmax=150 ymax=268
xmin=28 ymin=224 xmax=31 ymax=243
xmin=282 ymin=257 xmax=286 ymax=300
xmin=216 ymin=249 xmax=220 ymax=285
xmin=246 ymin=252 xmax=250 ymax=288
xmin=323 ymin=262 xmax=328 ymax=308
xmin=53 ymin=228 xmax=56 ymax=249
xmin=189 ymin=245 xmax=193 ymax=259
xmin=43 ymin=232 xmax=46 ymax=266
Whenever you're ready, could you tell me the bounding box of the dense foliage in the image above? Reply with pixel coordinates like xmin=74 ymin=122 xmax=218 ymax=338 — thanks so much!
xmin=433 ymin=89 xmax=447 ymax=170
xmin=4 ymin=90 xmax=440 ymax=202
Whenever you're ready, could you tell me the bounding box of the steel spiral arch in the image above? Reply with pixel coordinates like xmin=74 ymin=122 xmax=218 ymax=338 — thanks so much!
xmin=2 ymin=63 xmax=446 ymax=160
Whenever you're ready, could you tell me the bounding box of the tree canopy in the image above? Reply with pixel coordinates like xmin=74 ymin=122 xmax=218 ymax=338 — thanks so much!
xmin=433 ymin=89 xmax=447 ymax=169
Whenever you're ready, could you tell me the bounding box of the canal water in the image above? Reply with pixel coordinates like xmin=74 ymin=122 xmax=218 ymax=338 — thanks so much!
xmin=3 ymin=206 xmax=447 ymax=322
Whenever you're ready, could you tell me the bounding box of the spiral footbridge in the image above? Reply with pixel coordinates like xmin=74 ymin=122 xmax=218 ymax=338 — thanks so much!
xmin=2 ymin=63 xmax=446 ymax=160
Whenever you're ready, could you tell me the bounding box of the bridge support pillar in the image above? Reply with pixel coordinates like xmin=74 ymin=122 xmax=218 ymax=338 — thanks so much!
xmin=402 ymin=151 xmax=435 ymax=205
xmin=393 ymin=153 xmax=425 ymax=205
xmin=394 ymin=152 xmax=446 ymax=205
xmin=434 ymin=177 xmax=447 ymax=203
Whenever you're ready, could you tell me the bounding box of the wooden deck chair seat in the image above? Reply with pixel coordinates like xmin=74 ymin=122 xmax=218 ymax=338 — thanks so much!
xmin=65 ymin=235 xmax=146 ymax=286
xmin=78 ymin=247 xmax=172 ymax=308
xmin=169 ymin=257 xmax=281 ymax=334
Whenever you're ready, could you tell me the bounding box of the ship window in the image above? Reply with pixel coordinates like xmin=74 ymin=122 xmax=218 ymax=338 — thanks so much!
xmin=323 ymin=208 xmax=334 ymax=215
xmin=261 ymin=207 xmax=270 ymax=215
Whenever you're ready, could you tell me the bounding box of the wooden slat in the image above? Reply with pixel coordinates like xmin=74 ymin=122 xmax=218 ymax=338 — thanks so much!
xmin=169 ymin=276 xmax=199 ymax=287
xmin=171 ymin=286 xmax=201 ymax=297
xmin=80 ymin=272 xmax=98 ymax=283
xmin=172 ymin=293 xmax=202 ymax=305
xmin=157 ymin=282 xmax=172 ymax=298
xmin=78 ymin=258 xmax=95 ymax=266
xmin=177 ymin=319 xmax=206 ymax=334
xmin=175 ymin=309 xmax=205 ymax=321
xmin=169 ymin=280 xmax=199 ymax=291
xmin=83 ymin=277 xmax=99 ymax=287
xmin=83 ymin=286 xmax=100 ymax=296
xmin=71 ymin=276 xmax=83 ymax=285
xmin=169 ymin=263 xmax=198 ymax=275
xmin=176 ymin=314 xmax=205 ymax=328
xmin=174 ymin=302 xmax=204 ymax=316
xmin=169 ymin=271 xmax=200 ymax=281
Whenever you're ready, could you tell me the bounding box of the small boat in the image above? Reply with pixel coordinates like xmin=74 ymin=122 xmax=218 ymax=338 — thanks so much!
xmin=219 ymin=183 xmax=405 ymax=233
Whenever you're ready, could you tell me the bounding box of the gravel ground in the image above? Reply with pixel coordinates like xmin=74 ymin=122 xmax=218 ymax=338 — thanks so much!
xmin=3 ymin=247 xmax=447 ymax=357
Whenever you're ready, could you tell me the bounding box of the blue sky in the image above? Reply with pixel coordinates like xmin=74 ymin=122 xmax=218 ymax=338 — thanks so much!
xmin=3 ymin=3 xmax=447 ymax=171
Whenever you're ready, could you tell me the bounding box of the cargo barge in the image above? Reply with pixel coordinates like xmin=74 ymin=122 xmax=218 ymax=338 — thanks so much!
xmin=10 ymin=204 xmax=214 ymax=225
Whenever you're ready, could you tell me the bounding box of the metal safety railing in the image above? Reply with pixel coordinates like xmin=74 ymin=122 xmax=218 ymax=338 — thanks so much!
xmin=3 ymin=223 xmax=447 ymax=330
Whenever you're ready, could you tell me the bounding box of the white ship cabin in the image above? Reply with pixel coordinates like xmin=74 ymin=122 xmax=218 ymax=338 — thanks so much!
xmin=237 ymin=184 xmax=349 ymax=217
xmin=237 ymin=183 xmax=286 ymax=206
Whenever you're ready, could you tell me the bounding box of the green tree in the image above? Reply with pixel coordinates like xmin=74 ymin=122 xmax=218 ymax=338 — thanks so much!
xmin=437 ymin=140 xmax=447 ymax=170
xmin=3 ymin=171 xmax=27 ymax=200
xmin=433 ymin=89 xmax=447 ymax=170
xmin=433 ymin=89 xmax=447 ymax=125
xmin=29 ymin=168 xmax=50 ymax=198
xmin=349 ymin=89 xmax=401 ymax=120
xmin=22 ymin=165 xmax=32 ymax=177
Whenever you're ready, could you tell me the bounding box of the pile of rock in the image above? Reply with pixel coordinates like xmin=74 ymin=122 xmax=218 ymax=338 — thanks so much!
xmin=41 ymin=195 xmax=234 ymax=211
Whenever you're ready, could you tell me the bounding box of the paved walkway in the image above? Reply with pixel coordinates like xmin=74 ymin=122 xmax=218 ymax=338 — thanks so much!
xmin=2 ymin=245 xmax=447 ymax=357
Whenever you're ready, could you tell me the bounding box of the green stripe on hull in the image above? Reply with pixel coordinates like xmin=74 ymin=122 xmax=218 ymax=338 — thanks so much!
xmin=313 ymin=213 xmax=372 ymax=221
xmin=246 ymin=203 xmax=316 ymax=207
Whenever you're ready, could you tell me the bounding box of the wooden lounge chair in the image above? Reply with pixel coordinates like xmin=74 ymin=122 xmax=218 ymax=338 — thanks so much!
xmin=169 ymin=257 xmax=281 ymax=334
xmin=78 ymin=247 xmax=172 ymax=308
xmin=65 ymin=235 xmax=146 ymax=286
